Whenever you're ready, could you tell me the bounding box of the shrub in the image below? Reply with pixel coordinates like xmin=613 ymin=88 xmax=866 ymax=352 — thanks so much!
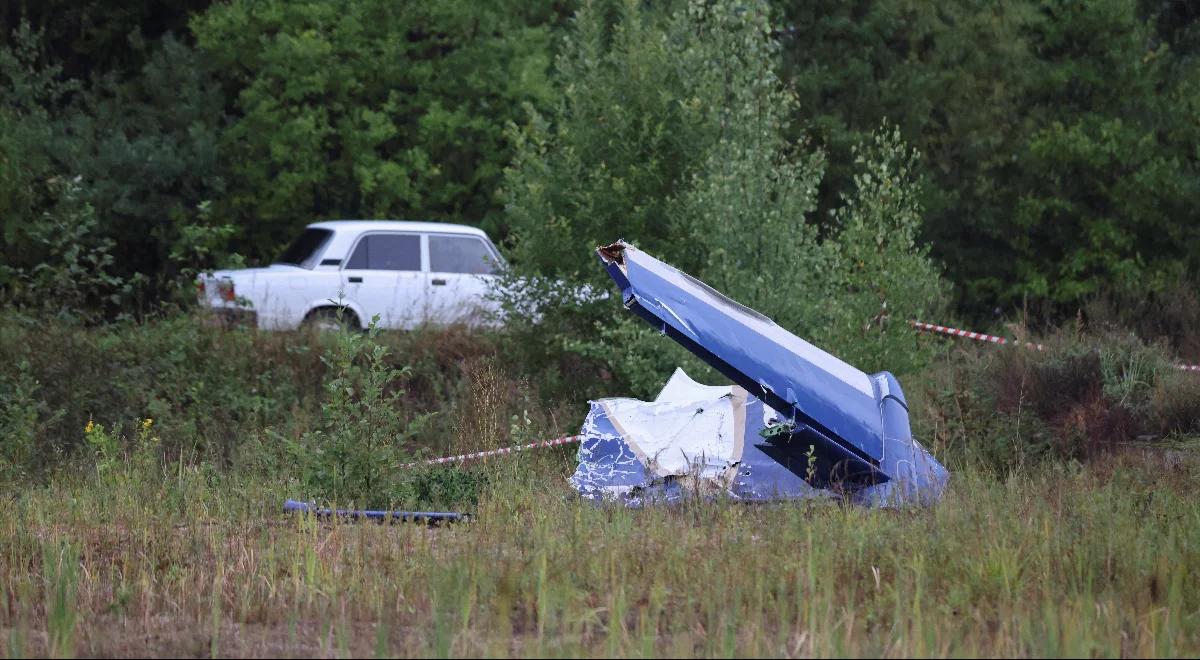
xmin=913 ymin=324 xmax=1200 ymax=472
xmin=284 ymin=315 xmax=433 ymax=508
xmin=1082 ymin=277 xmax=1200 ymax=366
xmin=1148 ymin=369 xmax=1200 ymax=437
xmin=0 ymin=178 xmax=136 ymax=322
xmin=0 ymin=313 xmax=552 ymax=485
xmin=0 ymin=359 xmax=47 ymax=482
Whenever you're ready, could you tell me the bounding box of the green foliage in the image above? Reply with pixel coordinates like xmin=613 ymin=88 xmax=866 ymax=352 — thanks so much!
xmin=0 ymin=0 xmax=214 ymax=80
xmin=81 ymin=417 xmax=162 ymax=487
xmin=0 ymin=360 xmax=45 ymax=483
xmin=0 ymin=26 xmax=228 ymax=314
xmin=496 ymin=0 xmax=754 ymax=396
xmin=0 ymin=316 xmax=310 ymax=471
xmin=561 ymin=315 xmax=719 ymax=400
xmin=286 ymin=315 xmax=432 ymax=508
xmin=502 ymin=0 xmax=714 ymax=278
xmin=1 ymin=178 xmax=137 ymax=321
xmin=65 ymin=34 xmax=230 ymax=301
xmin=914 ymin=327 xmax=1200 ymax=471
xmin=82 ymin=420 xmax=121 ymax=481
xmin=780 ymin=0 xmax=1200 ymax=318
xmin=0 ymin=311 xmax=558 ymax=509
xmin=41 ymin=540 xmax=79 ymax=660
xmin=401 ymin=466 xmax=490 ymax=509
xmin=0 ymin=24 xmax=76 ymax=260
xmin=817 ymin=126 xmax=947 ymax=373
xmin=191 ymin=0 xmax=562 ymax=256
xmin=500 ymin=0 xmax=946 ymax=395
xmin=669 ymin=0 xmax=829 ymax=321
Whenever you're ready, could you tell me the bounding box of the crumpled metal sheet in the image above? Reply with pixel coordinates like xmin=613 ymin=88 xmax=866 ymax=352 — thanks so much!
xmin=573 ymin=241 xmax=950 ymax=507
xmin=570 ymin=369 xmax=947 ymax=507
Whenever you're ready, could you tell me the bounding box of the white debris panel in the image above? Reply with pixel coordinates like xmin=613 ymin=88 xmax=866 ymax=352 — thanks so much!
xmin=570 ymin=368 xmax=948 ymax=507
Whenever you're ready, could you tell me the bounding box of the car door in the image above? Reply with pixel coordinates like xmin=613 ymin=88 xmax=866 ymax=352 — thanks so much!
xmin=340 ymin=232 xmax=428 ymax=329
xmin=426 ymin=233 xmax=503 ymax=325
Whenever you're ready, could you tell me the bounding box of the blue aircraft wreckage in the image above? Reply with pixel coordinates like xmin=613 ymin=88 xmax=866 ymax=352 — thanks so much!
xmin=570 ymin=241 xmax=949 ymax=507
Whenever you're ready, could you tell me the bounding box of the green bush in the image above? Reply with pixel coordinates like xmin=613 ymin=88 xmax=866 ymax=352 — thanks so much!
xmin=0 ymin=360 xmax=47 ymax=482
xmin=284 ymin=316 xmax=432 ymax=508
xmin=0 ymin=314 xmax=565 ymax=484
xmin=779 ymin=0 xmax=1200 ymax=318
xmin=913 ymin=326 xmax=1200 ymax=472
xmin=0 ymin=26 xmax=230 ymax=313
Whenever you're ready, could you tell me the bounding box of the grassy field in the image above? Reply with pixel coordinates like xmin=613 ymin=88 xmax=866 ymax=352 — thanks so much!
xmin=3 ymin=316 xmax=1199 ymax=657
xmin=3 ymin=444 xmax=1198 ymax=658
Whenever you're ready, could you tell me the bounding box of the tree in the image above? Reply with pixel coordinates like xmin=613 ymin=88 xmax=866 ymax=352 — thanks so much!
xmin=0 ymin=0 xmax=214 ymax=80
xmin=1006 ymin=0 xmax=1200 ymax=305
xmin=191 ymin=0 xmax=564 ymax=258
xmin=778 ymin=0 xmax=1200 ymax=320
xmin=499 ymin=0 xmax=945 ymax=396
xmin=0 ymin=25 xmax=228 ymax=314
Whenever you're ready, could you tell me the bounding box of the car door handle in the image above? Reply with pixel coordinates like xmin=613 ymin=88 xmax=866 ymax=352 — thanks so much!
xmin=432 ymin=278 xmax=447 ymax=286
xmin=349 ymin=276 xmax=363 ymax=283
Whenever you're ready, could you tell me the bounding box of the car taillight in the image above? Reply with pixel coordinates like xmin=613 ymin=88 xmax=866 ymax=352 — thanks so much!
xmin=218 ymin=280 xmax=236 ymax=302
xmin=195 ymin=280 xmax=206 ymax=300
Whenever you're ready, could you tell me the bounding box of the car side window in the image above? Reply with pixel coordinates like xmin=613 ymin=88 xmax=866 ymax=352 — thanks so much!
xmin=429 ymin=235 xmax=498 ymax=275
xmin=346 ymin=234 xmax=421 ymax=271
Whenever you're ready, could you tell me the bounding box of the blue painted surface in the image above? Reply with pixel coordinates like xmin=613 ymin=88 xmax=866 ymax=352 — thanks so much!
xmin=600 ymin=244 xmax=888 ymax=479
xmin=727 ymin=396 xmax=832 ymax=501
xmin=570 ymin=407 xmax=648 ymax=500
xmin=283 ymin=499 xmax=469 ymax=523
xmin=578 ymin=242 xmax=949 ymax=505
xmin=568 ymin=385 xmax=949 ymax=506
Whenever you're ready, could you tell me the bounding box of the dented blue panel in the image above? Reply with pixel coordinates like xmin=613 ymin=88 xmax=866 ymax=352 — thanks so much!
xmin=597 ymin=242 xmax=890 ymax=481
xmin=570 ymin=404 xmax=648 ymax=500
xmin=568 ymin=367 xmax=949 ymax=506
xmin=729 ymin=396 xmax=833 ymax=501
xmin=570 ymin=388 xmax=836 ymax=506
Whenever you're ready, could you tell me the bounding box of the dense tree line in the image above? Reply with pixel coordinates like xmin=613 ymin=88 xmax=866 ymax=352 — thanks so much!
xmin=1 ymin=0 xmax=1196 ymax=323
xmin=782 ymin=0 xmax=1200 ymax=317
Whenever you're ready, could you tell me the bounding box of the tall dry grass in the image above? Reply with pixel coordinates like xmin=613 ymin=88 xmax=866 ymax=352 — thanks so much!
xmin=0 ymin=445 xmax=1197 ymax=658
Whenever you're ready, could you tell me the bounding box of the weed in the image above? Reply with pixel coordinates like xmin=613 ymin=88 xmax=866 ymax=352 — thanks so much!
xmin=0 ymin=360 xmax=42 ymax=481
xmin=42 ymin=540 xmax=79 ymax=659
xmin=287 ymin=314 xmax=432 ymax=508
xmin=83 ymin=419 xmax=120 ymax=481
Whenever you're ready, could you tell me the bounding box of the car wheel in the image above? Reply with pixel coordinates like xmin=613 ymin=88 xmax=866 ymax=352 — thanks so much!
xmin=304 ymin=307 xmax=360 ymax=332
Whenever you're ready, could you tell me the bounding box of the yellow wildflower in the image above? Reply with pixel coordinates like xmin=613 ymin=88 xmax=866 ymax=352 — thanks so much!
xmin=142 ymin=418 xmax=154 ymax=430
xmin=85 ymin=419 xmax=95 ymax=434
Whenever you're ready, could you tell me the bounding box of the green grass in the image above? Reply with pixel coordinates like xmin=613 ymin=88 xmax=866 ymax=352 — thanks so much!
xmin=3 ymin=317 xmax=1199 ymax=656
xmin=0 ymin=447 xmax=1197 ymax=657
xmin=40 ymin=541 xmax=78 ymax=659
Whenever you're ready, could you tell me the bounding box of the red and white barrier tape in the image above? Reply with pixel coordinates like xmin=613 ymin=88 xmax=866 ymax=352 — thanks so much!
xmin=402 ymin=320 xmax=1198 ymax=470
xmin=910 ymin=320 xmax=1200 ymax=372
xmin=399 ymin=434 xmax=581 ymax=469
xmin=909 ymin=320 xmax=1045 ymax=350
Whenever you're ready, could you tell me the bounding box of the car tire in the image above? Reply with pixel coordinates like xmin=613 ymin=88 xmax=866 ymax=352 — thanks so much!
xmin=303 ymin=307 xmax=361 ymax=333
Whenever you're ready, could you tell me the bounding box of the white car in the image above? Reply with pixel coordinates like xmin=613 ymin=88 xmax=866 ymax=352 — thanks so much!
xmin=198 ymin=220 xmax=506 ymax=330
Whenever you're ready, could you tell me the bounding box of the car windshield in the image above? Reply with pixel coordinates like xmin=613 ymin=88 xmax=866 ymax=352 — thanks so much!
xmin=274 ymin=228 xmax=333 ymax=269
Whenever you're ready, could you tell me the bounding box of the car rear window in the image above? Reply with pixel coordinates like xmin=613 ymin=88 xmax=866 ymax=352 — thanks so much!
xmin=346 ymin=234 xmax=422 ymax=271
xmin=275 ymin=228 xmax=333 ymax=269
xmin=429 ymin=235 xmax=499 ymax=274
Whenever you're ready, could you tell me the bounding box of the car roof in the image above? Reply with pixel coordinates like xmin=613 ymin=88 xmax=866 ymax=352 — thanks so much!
xmin=307 ymin=219 xmax=489 ymax=238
